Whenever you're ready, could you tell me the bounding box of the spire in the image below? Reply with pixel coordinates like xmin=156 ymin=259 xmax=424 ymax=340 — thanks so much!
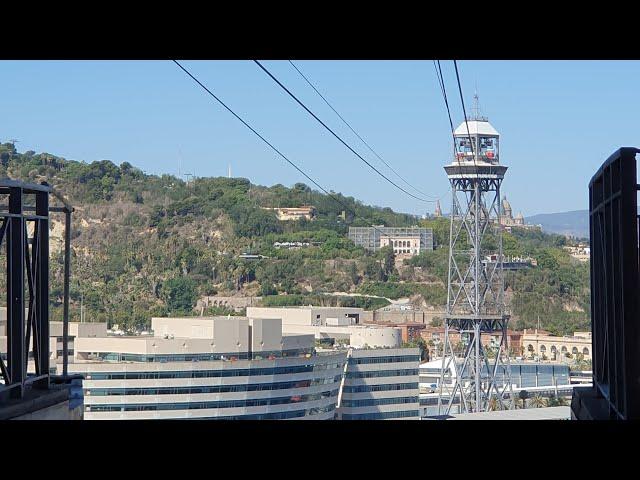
xmin=470 ymin=89 xmax=487 ymax=121
xmin=472 ymin=89 xmax=480 ymax=120
xmin=435 ymin=200 xmax=442 ymax=217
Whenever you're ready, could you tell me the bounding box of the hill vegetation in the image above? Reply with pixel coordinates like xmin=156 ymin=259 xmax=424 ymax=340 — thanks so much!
xmin=0 ymin=142 xmax=590 ymax=335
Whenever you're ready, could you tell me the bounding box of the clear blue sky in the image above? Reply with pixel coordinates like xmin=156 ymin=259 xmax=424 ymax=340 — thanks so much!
xmin=1 ymin=60 xmax=638 ymax=217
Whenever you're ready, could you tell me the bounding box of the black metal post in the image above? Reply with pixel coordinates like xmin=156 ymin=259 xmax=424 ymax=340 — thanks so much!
xmin=35 ymin=189 xmax=49 ymax=388
xmin=7 ymin=187 xmax=25 ymax=398
xmin=62 ymin=209 xmax=71 ymax=377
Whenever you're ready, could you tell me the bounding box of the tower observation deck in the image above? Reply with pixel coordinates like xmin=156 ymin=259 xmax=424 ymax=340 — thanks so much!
xmin=438 ymin=100 xmax=514 ymax=414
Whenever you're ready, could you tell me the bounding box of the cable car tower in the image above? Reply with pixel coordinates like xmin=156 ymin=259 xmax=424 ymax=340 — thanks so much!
xmin=437 ymin=95 xmax=514 ymax=414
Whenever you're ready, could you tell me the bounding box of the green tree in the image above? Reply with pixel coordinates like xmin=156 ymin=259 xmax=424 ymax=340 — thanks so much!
xmin=161 ymin=277 xmax=197 ymax=314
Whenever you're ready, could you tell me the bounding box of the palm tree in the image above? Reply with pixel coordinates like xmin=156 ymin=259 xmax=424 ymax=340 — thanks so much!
xmin=554 ymin=396 xmax=568 ymax=406
xmin=547 ymin=394 xmax=568 ymax=407
xmin=530 ymin=395 xmax=546 ymax=408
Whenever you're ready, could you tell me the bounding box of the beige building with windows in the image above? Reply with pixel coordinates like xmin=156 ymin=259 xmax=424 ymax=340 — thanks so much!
xmin=262 ymin=206 xmax=315 ymax=221
xmin=380 ymin=235 xmax=422 ymax=256
xmin=348 ymin=226 xmax=434 ymax=256
xmin=521 ymin=329 xmax=592 ymax=361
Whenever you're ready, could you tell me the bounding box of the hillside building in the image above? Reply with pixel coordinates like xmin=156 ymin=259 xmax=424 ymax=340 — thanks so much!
xmin=564 ymin=244 xmax=590 ymax=262
xmin=262 ymin=206 xmax=315 ymax=221
xmin=496 ymin=196 xmax=540 ymax=231
xmin=348 ymin=226 xmax=434 ymax=256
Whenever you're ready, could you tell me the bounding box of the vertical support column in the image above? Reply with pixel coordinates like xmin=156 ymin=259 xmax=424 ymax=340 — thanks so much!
xmin=35 ymin=189 xmax=49 ymax=387
xmin=475 ymin=322 xmax=481 ymax=412
xmin=474 ymin=180 xmax=480 ymax=315
xmin=496 ymin=182 xmax=504 ymax=313
xmin=7 ymin=187 xmax=25 ymax=397
xmin=62 ymin=209 xmax=71 ymax=377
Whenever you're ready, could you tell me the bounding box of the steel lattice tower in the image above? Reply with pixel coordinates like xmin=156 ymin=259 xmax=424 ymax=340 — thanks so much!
xmin=438 ymin=100 xmax=514 ymax=414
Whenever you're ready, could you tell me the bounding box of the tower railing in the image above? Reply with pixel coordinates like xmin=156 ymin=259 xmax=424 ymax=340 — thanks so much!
xmin=574 ymin=147 xmax=640 ymax=420
xmin=0 ymin=180 xmax=74 ymax=402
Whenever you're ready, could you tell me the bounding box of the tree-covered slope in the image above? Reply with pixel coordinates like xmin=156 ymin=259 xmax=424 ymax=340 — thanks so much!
xmin=0 ymin=142 xmax=591 ymax=335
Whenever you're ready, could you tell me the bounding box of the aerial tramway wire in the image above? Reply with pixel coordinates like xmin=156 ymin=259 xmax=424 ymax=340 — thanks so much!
xmin=253 ymin=60 xmax=436 ymax=204
xmin=289 ymin=60 xmax=438 ymax=201
xmin=172 ymin=60 xmax=408 ymax=239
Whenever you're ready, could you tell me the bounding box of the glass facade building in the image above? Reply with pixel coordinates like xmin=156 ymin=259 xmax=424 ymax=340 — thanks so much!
xmin=73 ymin=352 xmax=347 ymax=420
xmin=337 ymin=348 xmax=421 ymax=420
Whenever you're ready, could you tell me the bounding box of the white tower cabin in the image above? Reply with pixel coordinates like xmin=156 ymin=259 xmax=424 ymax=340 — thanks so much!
xmin=438 ymin=96 xmax=514 ymax=415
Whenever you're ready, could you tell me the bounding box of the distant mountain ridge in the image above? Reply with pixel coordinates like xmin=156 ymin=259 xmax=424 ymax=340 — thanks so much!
xmin=526 ymin=210 xmax=589 ymax=239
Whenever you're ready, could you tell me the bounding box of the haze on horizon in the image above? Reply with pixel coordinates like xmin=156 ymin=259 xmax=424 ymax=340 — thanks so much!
xmin=1 ymin=60 xmax=638 ymax=217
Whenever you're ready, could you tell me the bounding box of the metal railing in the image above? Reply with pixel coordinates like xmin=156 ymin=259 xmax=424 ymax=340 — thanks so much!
xmin=586 ymin=147 xmax=640 ymax=419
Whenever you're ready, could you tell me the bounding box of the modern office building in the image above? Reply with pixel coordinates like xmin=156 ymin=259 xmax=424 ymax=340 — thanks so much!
xmin=7 ymin=305 xmax=421 ymax=420
xmin=62 ymin=316 xmax=347 ymax=420
xmin=249 ymin=306 xmax=421 ymax=420
xmin=337 ymin=347 xmax=420 ymax=420
xmin=347 ymin=226 xmax=434 ymax=256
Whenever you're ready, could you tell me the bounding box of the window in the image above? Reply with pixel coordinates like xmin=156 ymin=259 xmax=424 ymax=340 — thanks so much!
xmin=348 ymin=355 xmax=419 ymax=365
xmin=342 ymin=396 xmax=418 ymax=408
xmin=342 ymin=383 xmax=418 ymax=393
xmin=345 ymin=369 xmax=419 ymax=379
xmin=86 ymin=390 xmax=340 ymax=413
xmin=342 ymin=410 xmax=419 ymax=420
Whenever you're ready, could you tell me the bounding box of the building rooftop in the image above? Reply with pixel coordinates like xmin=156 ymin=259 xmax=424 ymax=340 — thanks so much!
xmin=453 ymin=119 xmax=500 ymax=137
xmin=427 ymin=406 xmax=571 ymax=420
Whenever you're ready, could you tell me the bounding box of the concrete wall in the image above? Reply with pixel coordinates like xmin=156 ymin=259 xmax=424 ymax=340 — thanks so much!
xmin=74 ymin=336 xmax=215 ymax=356
xmin=361 ymin=310 xmax=446 ymax=325
xmin=11 ymin=400 xmax=83 ymax=420
xmin=50 ymin=322 xmax=108 ymax=338
xmin=281 ymin=334 xmax=315 ymax=351
xmin=350 ymin=328 xmax=402 ymax=349
xmin=247 ymin=307 xmax=364 ymax=327
xmin=197 ymin=296 xmax=262 ymax=312
xmin=247 ymin=307 xmax=313 ymax=326
xmin=250 ymin=318 xmax=282 ymax=352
